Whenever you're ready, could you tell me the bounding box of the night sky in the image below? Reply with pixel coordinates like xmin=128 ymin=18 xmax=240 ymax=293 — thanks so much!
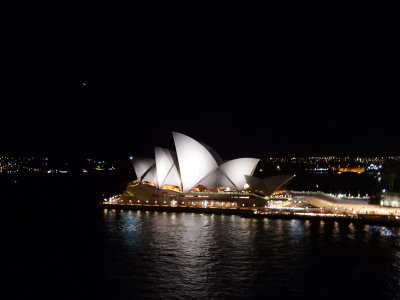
xmin=2 ymin=3 xmax=399 ymax=159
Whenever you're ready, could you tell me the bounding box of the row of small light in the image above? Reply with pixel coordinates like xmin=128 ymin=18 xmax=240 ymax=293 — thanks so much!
xmin=104 ymin=195 xmax=122 ymax=203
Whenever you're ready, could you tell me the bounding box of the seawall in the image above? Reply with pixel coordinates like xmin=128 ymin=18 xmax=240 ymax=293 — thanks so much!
xmin=100 ymin=203 xmax=400 ymax=227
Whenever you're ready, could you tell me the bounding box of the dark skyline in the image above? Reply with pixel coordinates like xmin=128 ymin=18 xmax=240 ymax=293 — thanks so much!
xmin=2 ymin=3 xmax=399 ymax=159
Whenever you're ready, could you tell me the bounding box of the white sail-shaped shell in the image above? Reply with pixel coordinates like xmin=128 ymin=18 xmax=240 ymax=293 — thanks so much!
xmin=172 ymin=132 xmax=218 ymax=192
xmin=133 ymin=158 xmax=155 ymax=181
xmin=141 ymin=164 xmax=157 ymax=183
xmin=155 ymin=147 xmax=182 ymax=189
xmin=198 ymin=168 xmax=236 ymax=189
xmin=220 ymin=158 xmax=259 ymax=190
xmin=244 ymin=175 xmax=263 ymax=191
xmin=163 ymin=164 xmax=182 ymax=188
xmin=261 ymin=175 xmax=294 ymax=195
xmin=155 ymin=147 xmax=174 ymax=188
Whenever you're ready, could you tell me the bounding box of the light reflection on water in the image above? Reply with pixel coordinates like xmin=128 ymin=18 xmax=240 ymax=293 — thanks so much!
xmin=97 ymin=210 xmax=400 ymax=299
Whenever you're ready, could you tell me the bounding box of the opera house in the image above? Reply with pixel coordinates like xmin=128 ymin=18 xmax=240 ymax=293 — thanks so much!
xmin=121 ymin=132 xmax=294 ymax=209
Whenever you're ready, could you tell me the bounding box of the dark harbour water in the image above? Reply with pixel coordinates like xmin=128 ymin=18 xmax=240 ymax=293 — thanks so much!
xmin=3 ymin=174 xmax=400 ymax=299
xmin=95 ymin=211 xmax=400 ymax=299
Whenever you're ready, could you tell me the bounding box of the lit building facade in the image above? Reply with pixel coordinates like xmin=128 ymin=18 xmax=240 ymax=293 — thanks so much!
xmin=380 ymin=193 xmax=400 ymax=208
xmin=121 ymin=132 xmax=293 ymax=209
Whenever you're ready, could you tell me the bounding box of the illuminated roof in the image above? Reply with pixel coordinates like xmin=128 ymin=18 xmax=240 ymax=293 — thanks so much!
xmin=244 ymin=174 xmax=294 ymax=196
xmin=141 ymin=164 xmax=157 ymax=183
xmin=172 ymin=132 xmax=218 ymax=192
xmin=154 ymin=147 xmax=182 ymax=189
xmin=134 ymin=132 xmax=260 ymax=192
xmin=163 ymin=164 xmax=181 ymax=188
xmin=261 ymin=175 xmax=294 ymax=195
xmin=133 ymin=158 xmax=155 ymax=182
xmin=154 ymin=147 xmax=175 ymax=188
xmin=198 ymin=168 xmax=236 ymax=189
xmin=199 ymin=142 xmax=223 ymax=165
xmin=219 ymin=158 xmax=259 ymax=190
xmin=244 ymin=175 xmax=262 ymax=191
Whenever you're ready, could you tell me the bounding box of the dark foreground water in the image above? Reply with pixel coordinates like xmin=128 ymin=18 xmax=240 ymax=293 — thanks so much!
xmin=95 ymin=211 xmax=400 ymax=299
xmin=3 ymin=174 xmax=400 ymax=299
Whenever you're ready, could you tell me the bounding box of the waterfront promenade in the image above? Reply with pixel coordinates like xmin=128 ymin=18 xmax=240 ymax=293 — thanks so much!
xmin=102 ymin=192 xmax=400 ymax=226
xmin=293 ymin=192 xmax=400 ymax=216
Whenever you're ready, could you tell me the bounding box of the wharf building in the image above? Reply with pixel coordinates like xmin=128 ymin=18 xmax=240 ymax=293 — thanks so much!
xmin=380 ymin=192 xmax=400 ymax=208
xmin=120 ymin=132 xmax=293 ymax=209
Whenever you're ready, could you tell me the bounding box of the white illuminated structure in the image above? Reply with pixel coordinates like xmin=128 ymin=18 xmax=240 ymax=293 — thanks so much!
xmin=132 ymin=132 xmax=260 ymax=192
xmin=121 ymin=132 xmax=295 ymax=209
xmin=141 ymin=164 xmax=157 ymax=183
xmin=154 ymin=147 xmax=181 ymax=189
xmin=244 ymin=174 xmax=295 ymax=195
xmin=154 ymin=147 xmax=174 ymax=188
xmin=198 ymin=168 xmax=236 ymax=189
xmin=133 ymin=158 xmax=155 ymax=182
xmin=172 ymin=132 xmax=219 ymax=192
xmin=132 ymin=132 xmax=293 ymax=197
xmin=219 ymin=158 xmax=259 ymax=190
